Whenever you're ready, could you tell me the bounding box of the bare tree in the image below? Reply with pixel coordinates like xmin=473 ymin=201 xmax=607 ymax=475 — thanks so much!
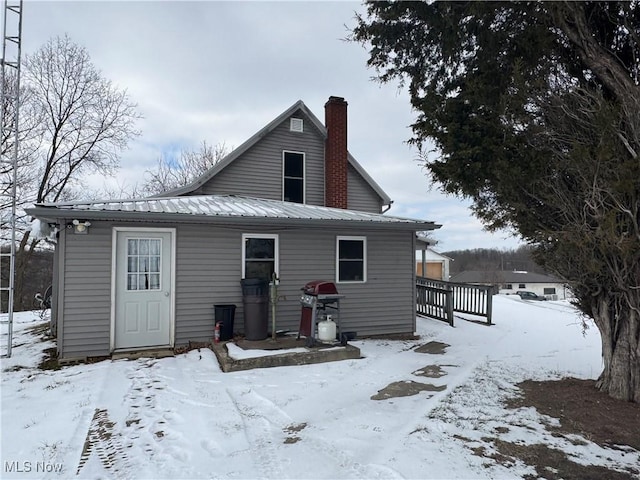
xmin=1 ymin=71 xmax=42 ymax=229
xmin=9 ymin=35 xmax=140 ymax=309
xmin=25 ymin=35 xmax=140 ymax=204
xmin=142 ymin=140 xmax=227 ymax=195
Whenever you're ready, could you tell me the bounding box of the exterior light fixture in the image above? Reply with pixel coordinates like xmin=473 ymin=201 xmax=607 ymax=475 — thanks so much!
xmin=72 ymin=219 xmax=91 ymax=234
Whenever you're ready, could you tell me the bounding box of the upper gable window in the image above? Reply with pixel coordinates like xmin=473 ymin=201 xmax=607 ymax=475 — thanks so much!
xmin=290 ymin=118 xmax=304 ymax=132
xmin=283 ymin=151 xmax=305 ymax=203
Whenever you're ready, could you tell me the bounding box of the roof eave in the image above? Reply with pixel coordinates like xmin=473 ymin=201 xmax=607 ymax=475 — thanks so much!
xmin=26 ymin=205 xmax=440 ymax=232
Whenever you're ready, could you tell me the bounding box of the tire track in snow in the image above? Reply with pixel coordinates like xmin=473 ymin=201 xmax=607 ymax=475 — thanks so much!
xmin=225 ymin=387 xmax=291 ymax=479
xmin=73 ymin=362 xmax=134 ymax=479
xmin=76 ymin=408 xmax=133 ymax=479
xmin=287 ymin=426 xmax=406 ymax=479
xmin=225 ymin=386 xmax=404 ymax=479
xmin=75 ymin=357 xmax=194 ymax=479
xmin=118 ymin=358 xmax=199 ymax=478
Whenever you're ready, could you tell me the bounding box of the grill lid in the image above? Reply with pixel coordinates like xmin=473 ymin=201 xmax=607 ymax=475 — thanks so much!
xmin=302 ymin=280 xmax=339 ymax=296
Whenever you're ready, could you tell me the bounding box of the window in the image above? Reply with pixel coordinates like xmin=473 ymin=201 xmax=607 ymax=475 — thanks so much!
xmin=127 ymin=238 xmax=161 ymax=291
xmin=242 ymin=234 xmax=279 ymax=280
xmin=290 ymin=117 xmax=303 ymax=132
xmin=504 ymin=284 xmax=513 ymax=290
xmin=283 ymin=151 xmax=305 ymax=203
xmin=337 ymin=236 xmax=366 ymax=283
xmin=544 ymin=287 xmax=556 ymax=295
xmin=519 ymin=283 xmax=526 ymax=289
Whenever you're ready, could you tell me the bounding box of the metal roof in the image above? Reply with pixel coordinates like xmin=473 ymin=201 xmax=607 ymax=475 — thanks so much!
xmin=27 ymin=194 xmax=439 ymax=231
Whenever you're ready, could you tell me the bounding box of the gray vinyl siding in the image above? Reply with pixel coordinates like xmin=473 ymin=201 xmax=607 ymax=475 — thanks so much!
xmin=174 ymin=225 xmax=241 ymax=345
xmin=60 ymin=222 xmax=113 ymax=359
xmin=347 ymin=164 xmax=384 ymax=213
xmin=191 ymin=109 xmax=326 ymax=206
xmin=174 ymin=224 xmax=416 ymax=342
xmin=276 ymin=228 xmax=416 ymax=336
xmin=56 ymin=220 xmax=416 ymax=359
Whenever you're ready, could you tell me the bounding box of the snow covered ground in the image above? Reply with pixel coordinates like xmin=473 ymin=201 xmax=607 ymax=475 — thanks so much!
xmin=1 ymin=295 xmax=638 ymax=479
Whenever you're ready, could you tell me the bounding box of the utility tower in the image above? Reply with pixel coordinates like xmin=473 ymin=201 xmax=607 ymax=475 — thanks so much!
xmin=0 ymin=0 xmax=23 ymax=358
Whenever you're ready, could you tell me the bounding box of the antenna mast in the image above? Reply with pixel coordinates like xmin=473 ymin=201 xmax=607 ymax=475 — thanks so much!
xmin=1 ymin=0 xmax=24 ymax=358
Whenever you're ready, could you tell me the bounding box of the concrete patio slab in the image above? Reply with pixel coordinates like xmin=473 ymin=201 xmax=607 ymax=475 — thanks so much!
xmin=211 ymin=336 xmax=362 ymax=372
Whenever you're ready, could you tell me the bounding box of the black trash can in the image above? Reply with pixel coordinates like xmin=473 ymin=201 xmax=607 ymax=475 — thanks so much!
xmin=214 ymin=304 xmax=236 ymax=341
xmin=241 ymin=279 xmax=269 ymax=341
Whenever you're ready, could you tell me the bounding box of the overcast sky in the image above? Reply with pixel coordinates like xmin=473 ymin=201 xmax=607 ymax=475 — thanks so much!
xmin=14 ymin=1 xmax=522 ymax=252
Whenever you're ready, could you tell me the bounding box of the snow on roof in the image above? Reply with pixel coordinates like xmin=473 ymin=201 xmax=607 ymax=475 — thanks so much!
xmin=29 ymin=194 xmax=438 ymax=229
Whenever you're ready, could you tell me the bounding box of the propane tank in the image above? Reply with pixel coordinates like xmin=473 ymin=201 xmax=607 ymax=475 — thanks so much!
xmin=317 ymin=314 xmax=336 ymax=342
xmin=214 ymin=322 xmax=221 ymax=343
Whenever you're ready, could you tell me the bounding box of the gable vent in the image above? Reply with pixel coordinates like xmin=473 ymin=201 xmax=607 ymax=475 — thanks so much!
xmin=290 ymin=117 xmax=304 ymax=132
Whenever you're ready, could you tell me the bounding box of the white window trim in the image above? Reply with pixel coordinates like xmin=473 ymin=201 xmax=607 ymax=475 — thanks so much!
xmin=282 ymin=150 xmax=306 ymax=204
xmin=242 ymin=233 xmax=279 ymax=279
xmin=290 ymin=117 xmax=304 ymax=132
xmin=336 ymin=236 xmax=367 ymax=284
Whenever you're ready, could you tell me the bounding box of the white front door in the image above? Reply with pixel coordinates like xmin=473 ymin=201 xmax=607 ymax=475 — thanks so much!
xmin=114 ymin=230 xmax=173 ymax=350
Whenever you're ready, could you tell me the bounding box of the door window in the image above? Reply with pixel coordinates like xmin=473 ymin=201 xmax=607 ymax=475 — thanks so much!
xmin=127 ymin=238 xmax=161 ymax=291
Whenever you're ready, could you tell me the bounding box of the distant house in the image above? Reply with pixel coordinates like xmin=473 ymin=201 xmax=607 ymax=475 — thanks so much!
xmin=449 ymin=270 xmax=569 ymax=300
xmin=415 ymin=242 xmax=451 ymax=281
xmin=27 ymin=96 xmax=440 ymax=362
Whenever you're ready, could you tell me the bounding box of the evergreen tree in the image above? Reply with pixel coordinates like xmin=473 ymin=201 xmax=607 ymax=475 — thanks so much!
xmin=352 ymin=1 xmax=640 ymax=402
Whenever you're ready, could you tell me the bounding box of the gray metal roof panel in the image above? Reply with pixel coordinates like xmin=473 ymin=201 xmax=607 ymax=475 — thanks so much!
xmin=28 ymin=195 xmax=438 ymax=229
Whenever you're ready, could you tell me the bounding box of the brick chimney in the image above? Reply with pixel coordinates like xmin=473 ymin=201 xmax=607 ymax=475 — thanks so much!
xmin=324 ymin=96 xmax=348 ymax=209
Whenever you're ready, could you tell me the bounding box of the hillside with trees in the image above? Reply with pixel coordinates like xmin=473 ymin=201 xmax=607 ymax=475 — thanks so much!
xmin=442 ymin=246 xmax=547 ymax=275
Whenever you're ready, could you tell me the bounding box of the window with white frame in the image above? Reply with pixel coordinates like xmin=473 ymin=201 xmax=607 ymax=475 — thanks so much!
xmin=544 ymin=287 xmax=556 ymax=295
xmin=283 ymin=151 xmax=305 ymax=203
xmin=242 ymin=234 xmax=279 ymax=280
xmin=127 ymin=238 xmax=161 ymax=291
xmin=336 ymin=236 xmax=366 ymax=283
xmin=519 ymin=283 xmax=526 ymax=289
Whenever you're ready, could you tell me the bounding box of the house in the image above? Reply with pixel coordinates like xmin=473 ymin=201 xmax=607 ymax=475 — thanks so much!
xmin=415 ymin=243 xmax=451 ymax=281
xmin=449 ymin=270 xmax=569 ymax=300
xmin=26 ymin=96 xmax=440 ymax=362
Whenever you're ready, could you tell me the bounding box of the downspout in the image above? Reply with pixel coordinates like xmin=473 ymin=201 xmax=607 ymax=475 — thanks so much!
xmin=56 ymin=221 xmax=66 ymax=359
xmin=381 ymin=200 xmax=394 ymax=214
xmin=269 ymin=273 xmax=280 ymax=342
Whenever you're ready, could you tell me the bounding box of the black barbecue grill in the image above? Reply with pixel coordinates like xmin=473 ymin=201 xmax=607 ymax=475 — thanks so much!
xmin=298 ymin=280 xmax=344 ymax=345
